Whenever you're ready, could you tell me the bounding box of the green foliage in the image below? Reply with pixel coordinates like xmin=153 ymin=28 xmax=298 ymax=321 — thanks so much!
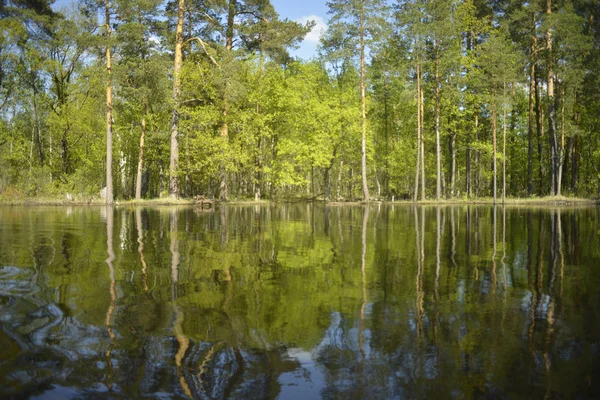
xmin=0 ymin=0 xmax=599 ymax=200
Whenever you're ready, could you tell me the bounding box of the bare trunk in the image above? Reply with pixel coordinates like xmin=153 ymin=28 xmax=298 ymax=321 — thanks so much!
xmin=528 ymin=18 xmax=537 ymax=196
xmin=325 ymin=166 xmax=331 ymax=201
xmin=420 ymin=78 xmax=425 ymax=201
xmin=311 ymin=166 xmax=315 ymax=197
xmin=435 ymin=39 xmax=441 ymax=201
xmin=535 ymin=76 xmax=544 ymax=195
xmin=359 ymin=8 xmax=369 ymax=202
xmin=492 ymin=205 xmax=497 ymax=291
xmin=255 ymin=135 xmax=262 ymax=201
xmin=528 ymin=60 xmax=535 ymax=196
xmin=105 ymin=0 xmax=113 ymax=205
xmin=219 ymin=0 xmax=236 ymax=202
xmin=503 ymin=83 xmax=507 ymax=203
xmin=336 ymin=159 xmax=344 ymax=200
xmin=450 ymin=133 xmax=456 ymax=198
xmin=475 ymin=113 xmax=480 ymax=197
xmin=349 ymin=168 xmax=354 ymax=200
xmin=384 ymin=77 xmax=390 ymax=199
xmin=32 ymin=95 xmax=43 ymax=166
xmin=219 ymin=166 xmax=228 ymax=202
xmin=557 ymin=85 xmax=565 ymax=196
xmin=547 ymin=0 xmax=558 ymax=196
xmin=375 ymin=167 xmax=381 ymax=198
xmin=466 ymin=129 xmax=472 ymax=197
xmin=414 ymin=58 xmax=421 ymax=203
xmin=466 ymin=31 xmax=472 ymax=198
xmin=492 ymin=105 xmax=497 ymax=205
xmin=571 ymin=136 xmax=579 ymax=193
xmin=254 ymin=53 xmax=264 ymax=201
xmin=169 ymin=0 xmax=185 ymax=199
xmin=29 ymin=119 xmax=34 ymax=173
xmin=135 ymin=117 xmax=146 ymax=201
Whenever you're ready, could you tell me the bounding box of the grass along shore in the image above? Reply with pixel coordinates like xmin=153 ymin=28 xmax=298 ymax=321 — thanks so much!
xmin=0 ymin=194 xmax=597 ymax=207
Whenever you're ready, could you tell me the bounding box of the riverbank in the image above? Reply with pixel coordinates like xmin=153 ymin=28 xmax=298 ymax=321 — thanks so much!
xmin=0 ymin=195 xmax=597 ymax=207
xmin=378 ymin=196 xmax=599 ymax=206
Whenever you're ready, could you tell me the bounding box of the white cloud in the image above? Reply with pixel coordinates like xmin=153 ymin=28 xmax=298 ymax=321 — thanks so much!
xmin=296 ymin=15 xmax=328 ymax=45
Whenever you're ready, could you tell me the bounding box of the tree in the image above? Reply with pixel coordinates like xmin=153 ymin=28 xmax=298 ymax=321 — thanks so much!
xmin=168 ymin=0 xmax=184 ymax=199
xmin=113 ymin=0 xmax=169 ymax=200
xmin=1 ymin=0 xmax=599 ymax=202
xmin=104 ymin=0 xmax=114 ymax=204
xmin=396 ymin=0 xmax=427 ymax=201
xmin=173 ymin=0 xmax=309 ymax=201
xmin=474 ymin=30 xmax=521 ymax=204
xmin=425 ymin=0 xmax=455 ymax=201
xmin=326 ymin=0 xmax=389 ymax=202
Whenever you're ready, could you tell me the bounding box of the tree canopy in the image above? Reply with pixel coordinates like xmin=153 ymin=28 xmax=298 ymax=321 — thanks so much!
xmin=1 ymin=0 xmax=599 ymax=202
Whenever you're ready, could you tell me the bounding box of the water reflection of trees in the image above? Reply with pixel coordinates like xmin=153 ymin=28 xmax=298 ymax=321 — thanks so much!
xmin=0 ymin=206 xmax=598 ymax=398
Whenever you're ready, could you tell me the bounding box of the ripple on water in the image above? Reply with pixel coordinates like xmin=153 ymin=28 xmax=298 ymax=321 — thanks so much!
xmin=0 ymin=266 xmax=38 ymax=297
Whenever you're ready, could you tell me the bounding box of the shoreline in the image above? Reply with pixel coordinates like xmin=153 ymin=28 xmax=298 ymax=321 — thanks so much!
xmin=0 ymin=196 xmax=597 ymax=207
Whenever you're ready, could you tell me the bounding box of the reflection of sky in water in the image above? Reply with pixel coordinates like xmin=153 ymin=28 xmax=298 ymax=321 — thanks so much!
xmin=278 ymin=349 xmax=325 ymax=399
xmin=1 ymin=206 xmax=599 ymax=398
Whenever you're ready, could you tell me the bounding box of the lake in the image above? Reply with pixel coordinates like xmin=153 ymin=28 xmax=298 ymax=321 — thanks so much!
xmin=0 ymin=205 xmax=599 ymax=399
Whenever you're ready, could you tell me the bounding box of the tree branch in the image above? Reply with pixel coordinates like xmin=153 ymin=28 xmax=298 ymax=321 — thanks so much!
xmin=184 ymin=37 xmax=221 ymax=69
xmin=181 ymin=98 xmax=205 ymax=106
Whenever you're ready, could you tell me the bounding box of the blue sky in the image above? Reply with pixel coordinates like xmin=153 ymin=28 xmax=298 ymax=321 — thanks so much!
xmin=51 ymin=0 xmax=328 ymax=59
xmin=271 ymin=0 xmax=328 ymax=59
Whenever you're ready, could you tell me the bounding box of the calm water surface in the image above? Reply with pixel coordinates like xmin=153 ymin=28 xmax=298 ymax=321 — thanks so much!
xmin=0 ymin=205 xmax=599 ymax=399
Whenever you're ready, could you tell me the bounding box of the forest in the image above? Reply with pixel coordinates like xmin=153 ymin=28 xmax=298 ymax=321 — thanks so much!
xmin=0 ymin=0 xmax=599 ymax=203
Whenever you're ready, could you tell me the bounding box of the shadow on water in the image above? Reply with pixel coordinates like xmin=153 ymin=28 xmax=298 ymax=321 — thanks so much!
xmin=0 ymin=204 xmax=599 ymax=399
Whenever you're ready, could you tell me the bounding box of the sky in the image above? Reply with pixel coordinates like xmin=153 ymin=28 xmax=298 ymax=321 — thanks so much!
xmin=51 ymin=0 xmax=329 ymax=59
xmin=270 ymin=0 xmax=329 ymax=60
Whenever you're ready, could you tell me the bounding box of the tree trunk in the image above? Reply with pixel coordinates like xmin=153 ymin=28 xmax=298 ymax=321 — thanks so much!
xmin=450 ymin=132 xmax=456 ymax=198
xmin=564 ymin=136 xmax=572 ymax=192
xmin=336 ymin=159 xmax=344 ymax=200
xmin=475 ymin=113 xmax=480 ymax=197
xmin=420 ymin=77 xmax=425 ymax=201
xmin=546 ymin=0 xmax=558 ymax=196
xmin=255 ymin=136 xmax=262 ymax=200
xmin=29 ymin=119 xmax=34 ymax=174
xmin=32 ymin=95 xmax=44 ymax=167
xmin=325 ymin=166 xmax=331 ymax=201
xmin=219 ymin=0 xmax=236 ymax=202
xmin=254 ymin=53 xmax=264 ymax=201
xmin=384 ymin=76 xmax=390 ymax=199
xmin=466 ymin=31 xmax=472 ymax=199
xmin=359 ymin=7 xmax=369 ymax=202
xmin=466 ymin=126 xmax=472 ymax=198
xmin=528 ymin=33 xmax=537 ymax=196
xmin=105 ymin=0 xmax=114 ymax=205
xmin=135 ymin=117 xmax=146 ymax=201
xmin=169 ymin=0 xmax=185 ymax=199
xmin=557 ymin=84 xmax=565 ymax=196
xmin=49 ymin=129 xmax=52 ymax=179
xmin=492 ymin=104 xmax=497 ymax=205
xmin=571 ymin=135 xmax=579 ymax=193
xmin=414 ymin=58 xmax=422 ymax=203
xmin=510 ymin=105 xmax=517 ymax=195
xmin=435 ymin=39 xmax=441 ymax=201
xmin=535 ymin=76 xmax=544 ymax=195
xmin=503 ymin=82 xmax=507 ymax=203
xmin=349 ymin=167 xmax=354 ymax=200
xmin=375 ymin=166 xmax=381 ymax=198
xmin=311 ymin=166 xmax=315 ymax=197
